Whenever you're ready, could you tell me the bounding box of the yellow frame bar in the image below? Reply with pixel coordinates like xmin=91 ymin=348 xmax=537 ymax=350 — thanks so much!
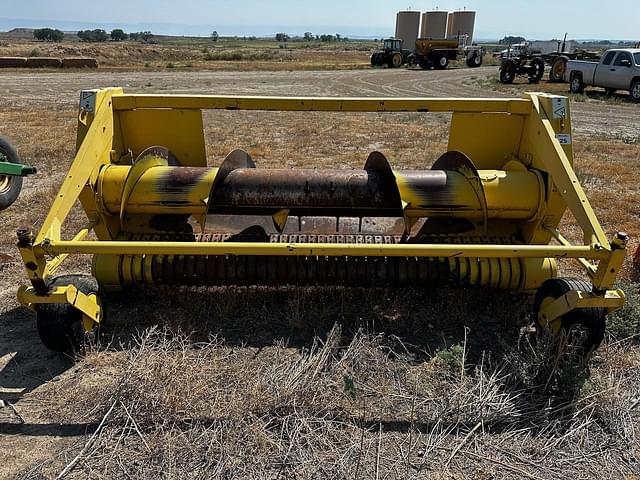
xmin=41 ymin=240 xmax=605 ymax=259
xmin=111 ymin=94 xmax=534 ymax=115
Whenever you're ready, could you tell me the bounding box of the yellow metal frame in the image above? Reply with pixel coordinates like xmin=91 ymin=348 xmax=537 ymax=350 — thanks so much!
xmin=16 ymin=88 xmax=627 ymax=325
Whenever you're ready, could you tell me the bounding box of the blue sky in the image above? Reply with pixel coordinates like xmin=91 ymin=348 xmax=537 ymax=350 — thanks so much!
xmin=0 ymin=0 xmax=637 ymax=40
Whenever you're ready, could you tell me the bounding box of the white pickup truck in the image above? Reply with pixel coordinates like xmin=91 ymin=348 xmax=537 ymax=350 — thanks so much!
xmin=564 ymin=48 xmax=640 ymax=102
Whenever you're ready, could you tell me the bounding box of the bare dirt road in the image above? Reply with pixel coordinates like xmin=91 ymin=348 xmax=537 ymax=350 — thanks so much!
xmin=0 ymin=67 xmax=638 ymax=137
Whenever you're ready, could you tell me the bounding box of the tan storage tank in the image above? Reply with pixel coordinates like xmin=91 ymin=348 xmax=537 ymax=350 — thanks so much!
xmin=421 ymin=11 xmax=448 ymax=39
xmin=446 ymin=13 xmax=454 ymax=38
xmin=450 ymin=10 xmax=476 ymax=43
xmin=395 ymin=11 xmax=421 ymax=50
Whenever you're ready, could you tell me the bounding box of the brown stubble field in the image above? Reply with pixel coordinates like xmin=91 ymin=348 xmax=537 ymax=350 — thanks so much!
xmin=0 ymin=61 xmax=639 ymax=479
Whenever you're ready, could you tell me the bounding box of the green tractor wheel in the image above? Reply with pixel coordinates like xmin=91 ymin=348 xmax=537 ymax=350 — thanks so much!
xmin=0 ymin=137 xmax=24 ymax=211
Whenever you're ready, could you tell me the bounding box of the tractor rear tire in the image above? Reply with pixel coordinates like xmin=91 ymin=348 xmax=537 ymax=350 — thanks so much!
xmin=528 ymin=57 xmax=545 ymax=84
xmin=36 ymin=275 xmax=101 ymax=355
xmin=434 ymin=53 xmax=448 ymax=70
xmin=499 ymin=60 xmax=516 ymax=84
xmin=0 ymin=137 xmax=23 ymax=211
xmin=549 ymin=56 xmax=568 ymax=82
xmin=533 ymin=277 xmax=606 ymax=355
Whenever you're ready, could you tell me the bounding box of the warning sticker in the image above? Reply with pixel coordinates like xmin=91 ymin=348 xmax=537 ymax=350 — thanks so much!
xmin=80 ymin=90 xmax=97 ymax=113
xmin=556 ymin=134 xmax=572 ymax=145
xmin=551 ymin=97 xmax=567 ymax=119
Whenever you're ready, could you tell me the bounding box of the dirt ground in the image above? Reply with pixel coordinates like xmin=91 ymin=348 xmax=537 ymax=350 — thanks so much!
xmin=1 ymin=65 xmax=639 ymax=478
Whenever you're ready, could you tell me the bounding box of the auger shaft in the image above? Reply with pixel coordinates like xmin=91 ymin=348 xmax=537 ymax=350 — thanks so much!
xmin=98 ymin=165 xmax=544 ymax=221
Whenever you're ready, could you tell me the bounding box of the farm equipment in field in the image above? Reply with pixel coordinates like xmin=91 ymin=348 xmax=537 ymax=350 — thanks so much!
xmin=545 ymin=34 xmax=600 ymax=83
xmin=370 ymin=38 xmax=414 ymax=68
xmin=0 ymin=137 xmax=36 ymax=211
xmin=16 ymin=89 xmax=627 ymax=355
xmin=415 ymin=36 xmax=484 ymax=70
xmin=499 ymin=44 xmax=545 ymax=84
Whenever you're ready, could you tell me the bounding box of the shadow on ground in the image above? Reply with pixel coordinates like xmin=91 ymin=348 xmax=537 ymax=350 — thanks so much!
xmin=101 ymin=285 xmax=533 ymax=363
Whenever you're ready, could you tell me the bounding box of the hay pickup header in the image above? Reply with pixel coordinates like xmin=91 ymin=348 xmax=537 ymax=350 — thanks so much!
xmin=17 ymin=89 xmax=626 ymax=354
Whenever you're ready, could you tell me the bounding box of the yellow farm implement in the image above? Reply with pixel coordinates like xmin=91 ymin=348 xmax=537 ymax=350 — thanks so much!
xmin=16 ymin=88 xmax=626 ymax=353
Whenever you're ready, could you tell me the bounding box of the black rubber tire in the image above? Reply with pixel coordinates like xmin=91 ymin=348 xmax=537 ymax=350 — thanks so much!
xmin=434 ymin=53 xmax=448 ymax=70
xmin=528 ymin=57 xmax=545 ymax=84
xmin=533 ymin=277 xmax=606 ymax=354
xmin=0 ymin=136 xmax=23 ymax=211
xmin=36 ymin=275 xmax=100 ymax=354
xmin=499 ymin=60 xmax=516 ymax=84
xmin=418 ymin=58 xmax=430 ymax=70
xmin=630 ymin=80 xmax=640 ymax=103
xmin=388 ymin=52 xmax=403 ymax=68
xmin=570 ymin=73 xmax=585 ymax=94
xmin=466 ymin=52 xmax=483 ymax=68
xmin=549 ymin=56 xmax=568 ymax=82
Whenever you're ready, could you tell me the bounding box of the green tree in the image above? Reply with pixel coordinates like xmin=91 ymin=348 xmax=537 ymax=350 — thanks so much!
xmin=275 ymin=33 xmax=290 ymax=42
xmin=77 ymin=29 xmax=108 ymax=42
xmin=211 ymin=31 xmax=219 ymax=42
xmin=303 ymin=32 xmax=313 ymax=41
xmin=499 ymin=35 xmax=526 ymax=45
xmin=33 ymin=28 xmax=64 ymax=42
xmin=110 ymin=29 xmax=128 ymax=42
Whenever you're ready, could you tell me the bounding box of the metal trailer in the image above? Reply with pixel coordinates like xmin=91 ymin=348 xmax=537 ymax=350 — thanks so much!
xmin=16 ymin=89 xmax=627 ymax=356
xmin=0 ymin=137 xmax=36 ymax=211
xmin=414 ymin=37 xmax=484 ymax=70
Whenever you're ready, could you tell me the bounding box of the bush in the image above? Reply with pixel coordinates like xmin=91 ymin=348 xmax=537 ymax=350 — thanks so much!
xmin=130 ymin=31 xmax=154 ymax=43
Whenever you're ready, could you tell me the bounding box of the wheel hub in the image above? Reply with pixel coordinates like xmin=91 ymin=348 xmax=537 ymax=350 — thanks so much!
xmin=0 ymin=175 xmax=9 ymax=193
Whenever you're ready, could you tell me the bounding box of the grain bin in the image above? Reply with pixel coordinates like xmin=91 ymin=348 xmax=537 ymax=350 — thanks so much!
xmin=446 ymin=13 xmax=454 ymax=38
xmin=421 ymin=11 xmax=448 ymax=39
xmin=395 ymin=11 xmax=421 ymax=50
xmin=450 ymin=10 xmax=476 ymax=43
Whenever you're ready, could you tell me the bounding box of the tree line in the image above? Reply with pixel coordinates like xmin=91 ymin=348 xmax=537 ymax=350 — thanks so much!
xmin=33 ymin=28 xmax=154 ymax=43
xmin=276 ymin=32 xmax=350 ymax=42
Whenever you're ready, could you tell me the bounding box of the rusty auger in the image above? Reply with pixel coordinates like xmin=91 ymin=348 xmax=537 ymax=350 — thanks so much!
xmin=16 ymin=89 xmax=627 ymax=355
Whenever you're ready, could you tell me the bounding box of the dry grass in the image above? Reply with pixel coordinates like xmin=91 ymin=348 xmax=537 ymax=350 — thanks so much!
xmin=19 ymin=324 xmax=640 ymax=479
xmin=1 ymin=72 xmax=639 ymax=479
xmin=0 ymin=39 xmax=374 ymax=71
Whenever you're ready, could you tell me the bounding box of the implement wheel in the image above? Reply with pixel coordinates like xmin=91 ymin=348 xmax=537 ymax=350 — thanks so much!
xmin=36 ymin=275 xmax=102 ymax=355
xmin=466 ymin=52 xmax=483 ymax=68
xmin=0 ymin=137 xmax=23 ymax=211
xmin=499 ymin=60 xmax=516 ymax=84
xmin=533 ymin=277 xmax=605 ymax=355
xmin=434 ymin=53 xmax=448 ymax=70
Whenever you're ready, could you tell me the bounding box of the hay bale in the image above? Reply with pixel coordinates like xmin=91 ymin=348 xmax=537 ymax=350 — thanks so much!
xmin=25 ymin=57 xmax=62 ymax=68
xmin=62 ymin=57 xmax=99 ymax=69
xmin=0 ymin=57 xmax=27 ymax=68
